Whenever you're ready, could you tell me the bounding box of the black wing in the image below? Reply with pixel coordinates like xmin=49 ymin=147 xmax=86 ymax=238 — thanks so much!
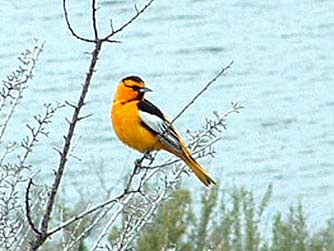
xmin=137 ymin=99 xmax=183 ymax=154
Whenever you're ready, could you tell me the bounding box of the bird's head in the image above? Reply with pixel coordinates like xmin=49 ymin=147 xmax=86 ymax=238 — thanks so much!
xmin=114 ymin=76 xmax=152 ymax=103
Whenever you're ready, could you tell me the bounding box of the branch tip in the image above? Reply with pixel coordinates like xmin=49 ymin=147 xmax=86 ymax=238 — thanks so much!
xmin=25 ymin=178 xmax=42 ymax=236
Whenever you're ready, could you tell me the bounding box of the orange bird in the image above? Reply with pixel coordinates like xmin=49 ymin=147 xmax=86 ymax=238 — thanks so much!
xmin=111 ymin=76 xmax=215 ymax=186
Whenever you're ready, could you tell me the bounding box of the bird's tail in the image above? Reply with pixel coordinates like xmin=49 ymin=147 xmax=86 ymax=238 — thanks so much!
xmin=180 ymin=150 xmax=216 ymax=187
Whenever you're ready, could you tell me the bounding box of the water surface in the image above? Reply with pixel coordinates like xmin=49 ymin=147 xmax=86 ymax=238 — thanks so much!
xmin=1 ymin=0 xmax=333 ymax=226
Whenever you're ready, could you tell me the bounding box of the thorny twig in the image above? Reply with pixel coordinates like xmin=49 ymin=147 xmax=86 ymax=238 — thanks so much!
xmin=22 ymin=103 xmax=64 ymax=237
xmin=62 ymin=0 xmax=95 ymax=43
xmin=0 ymin=41 xmax=53 ymax=251
xmin=25 ymin=179 xmax=41 ymax=236
xmin=102 ymin=0 xmax=155 ymax=42
xmin=91 ymin=0 xmax=99 ymax=40
xmin=29 ymin=0 xmax=156 ymax=248
xmin=31 ymin=42 xmax=103 ymax=250
xmin=13 ymin=187 xmax=47 ymax=251
xmin=21 ymin=103 xmax=65 ymax=168
xmin=63 ymin=204 xmax=111 ymax=251
xmin=145 ymin=103 xmax=244 ymax=170
xmin=0 ymin=41 xmax=45 ymax=143
xmin=89 ymin=205 xmax=124 ymax=251
xmin=26 ymin=1 xmax=157 ymax=247
xmin=46 ymin=172 xmax=142 ymax=238
xmin=170 ymin=61 xmax=234 ymax=125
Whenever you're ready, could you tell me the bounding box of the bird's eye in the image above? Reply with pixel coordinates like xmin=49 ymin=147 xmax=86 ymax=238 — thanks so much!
xmin=131 ymin=85 xmax=141 ymax=91
xmin=124 ymin=83 xmax=141 ymax=91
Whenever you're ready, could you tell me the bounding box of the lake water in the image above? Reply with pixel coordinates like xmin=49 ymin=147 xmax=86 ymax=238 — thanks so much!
xmin=1 ymin=0 xmax=334 ymax=227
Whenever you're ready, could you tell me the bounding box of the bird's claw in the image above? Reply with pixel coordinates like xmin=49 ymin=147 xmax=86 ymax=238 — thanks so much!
xmin=144 ymin=151 xmax=155 ymax=164
xmin=134 ymin=159 xmax=142 ymax=172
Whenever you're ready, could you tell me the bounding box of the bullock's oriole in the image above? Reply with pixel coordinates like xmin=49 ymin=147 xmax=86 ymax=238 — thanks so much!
xmin=111 ymin=76 xmax=215 ymax=186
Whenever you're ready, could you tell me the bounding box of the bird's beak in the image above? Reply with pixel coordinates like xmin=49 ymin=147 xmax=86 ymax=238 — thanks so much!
xmin=139 ymin=87 xmax=152 ymax=93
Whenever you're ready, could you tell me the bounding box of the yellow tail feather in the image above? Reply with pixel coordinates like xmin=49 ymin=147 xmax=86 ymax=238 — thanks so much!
xmin=181 ymin=153 xmax=216 ymax=187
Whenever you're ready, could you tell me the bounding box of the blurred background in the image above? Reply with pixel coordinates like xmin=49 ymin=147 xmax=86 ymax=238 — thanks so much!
xmin=0 ymin=0 xmax=333 ymax=228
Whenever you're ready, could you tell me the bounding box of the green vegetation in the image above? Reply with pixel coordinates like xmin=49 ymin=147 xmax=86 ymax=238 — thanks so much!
xmin=135 ymin=189 xmax=194 ymax=251
xmin=37 ymin=184 xmax=334 ymax=251
xmin=112 ymin=184 xmax=334 ymax=251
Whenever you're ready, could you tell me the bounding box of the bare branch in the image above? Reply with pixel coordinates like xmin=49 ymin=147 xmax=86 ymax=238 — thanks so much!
xmin=0 ymin=43 xmax=54 ymax=250
xmin=29 ymin=0 xmax=159 ymax=248
xmin=0 ymin=42 xmax=45 ymax=143
xmin=25 ymin=179 xmax=41 ymax=236
xmin=62 ymin=0 xmax=95 ymax=43
xmin=28 ymin=39 xmax=103 ymax=250
xmin=103 ymin=0 xmax=155 ymax=41
xmin=19 ymin=103 xmax=64 ymax=168
xmin=48 ymin=190 xmax=136 ymax=237
xmin=37 ymin=43 xmax=103 ymax=245
xmin=64 ymin=100 xmax=77 ymax=109
xmin=77 ymin=113 xmax=94 ymax=121
xmin=52 ymin=146 xmax=62 ymax=156
xmin=64 ymin=205 xmax=109 ymax=251
xmin=110 ymin=19 xmax=114 ymax=33
xmin=89 ymin=205 xmax=123 ymax=251
xmin=92 ymin=0 xmax=99 ymax=40
xmin=170 ymin=60 xmax=234 ymax=125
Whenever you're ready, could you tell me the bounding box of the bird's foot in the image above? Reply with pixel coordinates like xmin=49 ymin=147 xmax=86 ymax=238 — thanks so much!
xmin=134 ymin=152 xmax=155 ymax=172
xmin=134 ymin=159 xmax=143 ymax=173
xmin=144 ymin=151 xmax=155 ymax=164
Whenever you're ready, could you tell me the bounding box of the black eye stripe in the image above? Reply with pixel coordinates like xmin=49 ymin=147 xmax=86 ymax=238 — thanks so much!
xmin=124 ymin=83 xmax=141 ymax=91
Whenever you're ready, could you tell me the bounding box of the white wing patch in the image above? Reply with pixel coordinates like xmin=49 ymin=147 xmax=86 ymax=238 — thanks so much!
xmin=138 ymin=110 xmax=183 ymax=154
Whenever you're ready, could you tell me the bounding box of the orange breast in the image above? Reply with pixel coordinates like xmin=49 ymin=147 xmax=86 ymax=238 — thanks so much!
xmin=111 ymin=101 xmax=162 ymax=153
